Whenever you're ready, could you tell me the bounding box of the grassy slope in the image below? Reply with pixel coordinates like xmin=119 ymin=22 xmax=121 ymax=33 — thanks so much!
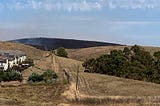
xmin=0 ymin=42 xmax=67 ymax=105
xmin=0 ymin=42 xmax=160 ymax=105
xmin=66 ymin=45 xmax=160 ymax=105
xmin=0 ymin=41 xmax=44 ymax=59
xmin=67 ymin=46 xmax=160 ymax=61
xmin=62 ymin=60 xmax=160 ymax=105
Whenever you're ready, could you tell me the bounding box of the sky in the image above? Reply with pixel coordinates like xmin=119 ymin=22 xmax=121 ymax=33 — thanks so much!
xmin=0 ymin=0 xmax=160 ymax=46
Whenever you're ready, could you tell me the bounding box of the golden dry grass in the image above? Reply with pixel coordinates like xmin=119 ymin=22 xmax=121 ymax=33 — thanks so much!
xmin=0 ymin=42 xmax=67 ymax=105
xmin=56 ymin=48 xmax=160 ymax=105
xmin=0 ymin=42 xmax=160 ymax=105
xmin=0 ymin=41 xmax=45 ymax=59
xmin=56 ymin=58 xmax=160 ymax=105
xmin=67 ymin=46 xmax=160 ymax=61
xmin=0 ymin=83 xmax=66 ymax=106
xmin=78 ymin=73 xmax=160 ymax=96
xmin=64 ymin=71 xmax=160 ymax=106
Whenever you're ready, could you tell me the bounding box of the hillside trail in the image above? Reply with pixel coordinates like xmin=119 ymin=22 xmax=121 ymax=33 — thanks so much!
xmin=44 ymin=53 xmax=160 ymax=105
xmin=50 ymin=52 xmax=113 ymax=105
xmin=50 ymin=53 xmax=91 ymax=104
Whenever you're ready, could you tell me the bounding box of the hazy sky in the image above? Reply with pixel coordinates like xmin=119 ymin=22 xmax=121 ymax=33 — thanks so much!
xmin=0 ymin=0 xmax=160 ymax=46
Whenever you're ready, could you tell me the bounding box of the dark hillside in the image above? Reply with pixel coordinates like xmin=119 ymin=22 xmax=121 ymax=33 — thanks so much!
xmin=10 ymin=37 xmax=123 ymax=50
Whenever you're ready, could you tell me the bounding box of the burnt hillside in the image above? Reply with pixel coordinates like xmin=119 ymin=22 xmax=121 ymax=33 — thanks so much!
xmin=10 ymin=37 xmax=123 ymax=51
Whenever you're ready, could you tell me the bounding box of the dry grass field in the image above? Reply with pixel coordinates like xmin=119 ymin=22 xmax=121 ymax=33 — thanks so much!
xmin=0 ymin=83 xmax=66 ymax=106
xmin=0 ymin=41 xmax=45 ymax=59
xmin=0 ymin=42 xmax=68 ymax=105
xmin=63 ymin=71 xmax=160 ymax=106
xmin=56 ymin=56 xmax=160 ymax=105
xmin=0 ymin=42 xmax=160 ymax=105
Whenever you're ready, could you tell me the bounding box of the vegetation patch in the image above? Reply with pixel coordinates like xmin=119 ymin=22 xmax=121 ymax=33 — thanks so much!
xmin=28 ymin=70 xmax=58 ymax=84
xmin=0 ymin=70 xmax=22 ymax=82
xmin=56 ymin=47 xmax=68 ymax=57
xmin=83 ymin=45 xmax=160 ymax=84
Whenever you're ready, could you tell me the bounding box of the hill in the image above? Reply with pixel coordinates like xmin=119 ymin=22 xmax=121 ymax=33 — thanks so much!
xmin=0 ymin=42 xmax=160 ymax=105
xmin=10 ymin=37 xmax=122 ymax=50
xmin=67 ymin=46 xmax=160 ymax=61
xmin=55 ymin=52 xmax=160 ymax=105
xmin=0 ymin=41 xmax=44 ymax=60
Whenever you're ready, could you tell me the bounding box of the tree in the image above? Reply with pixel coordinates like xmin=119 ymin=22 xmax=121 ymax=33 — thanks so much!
xmin=123 ymin=47 xmax=131 ymax=60
xmin=130 ymin=45 xmax=142 ymax=54
xmin=82 ymin=45 xmax=160 ymax=84
xmin=153 ymin=51 xmax=160 ymax=74
xmin=82 ymin=58 xmax=96 ymax=73
xmin=154 ymin=51 xmax=160 ymax=61
xmin=56 ymin=47 xmax=68 ymax=57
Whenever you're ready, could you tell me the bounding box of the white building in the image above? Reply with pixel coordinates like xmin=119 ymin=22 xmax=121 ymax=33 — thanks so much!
xmin=0 ymin=50 xmax=27 ymax=70
xmin=0 ymin=57 xmax=9 ymax=71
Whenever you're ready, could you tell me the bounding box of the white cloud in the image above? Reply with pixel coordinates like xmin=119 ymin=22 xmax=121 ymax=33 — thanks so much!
xmin=28 ymin=0 xmax=42 ymax=9
xmin=1 ymin=0 xmax=160 ymax=12
xmin=105 ymin=0 xmax=159 ymax=9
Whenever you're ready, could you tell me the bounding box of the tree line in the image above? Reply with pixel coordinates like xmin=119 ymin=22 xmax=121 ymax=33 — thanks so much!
xmin=83 ymin=45 xmax=160 ymax=84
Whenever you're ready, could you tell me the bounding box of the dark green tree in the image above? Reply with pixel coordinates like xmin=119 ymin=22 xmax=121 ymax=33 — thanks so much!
xmin=56 ymin=47 xmax=68 ymax=57
xmin=123 ymin=47 xmax=131 ymax=61
xmin=153 ymin=51 xmax=160 ymax=74
xmin=82 ymin=45 xmax=160 ymax=84
xmin=82 ymin=58 xmax=96 ymax=73
xmin=154 ymin=51 xmax=160 ymax=61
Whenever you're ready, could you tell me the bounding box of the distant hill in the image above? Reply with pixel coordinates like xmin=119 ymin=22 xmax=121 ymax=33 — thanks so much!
xmin=10 ymin=38 xmax=123 ymax=50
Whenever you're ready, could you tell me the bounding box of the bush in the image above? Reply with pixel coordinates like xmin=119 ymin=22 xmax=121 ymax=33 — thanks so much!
xmin=0 ymin=70 xmax=22 ymax=82
xmin=28 ymin=72 xmax=43 ymax=82
xmin=56 ymin=47 xmax=68 ymax=57
xmin=8 ymin=70 xmax=22 ymax=81
xmin=42 ymin=70 xmax=58 ymax=83
xmin=28 ymin=70 xmax=58 ymax=83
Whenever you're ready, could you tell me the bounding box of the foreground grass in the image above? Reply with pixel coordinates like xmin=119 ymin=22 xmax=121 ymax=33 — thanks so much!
xmin=0 ymin=83 xmax=66 ymax=105
xmin=67 ymin=72 xmax=160 ymax=105
xmin=77 ymin=73 xmax=160 ymax=96
xmin=69 ymin=96 xmax=160 ymax=106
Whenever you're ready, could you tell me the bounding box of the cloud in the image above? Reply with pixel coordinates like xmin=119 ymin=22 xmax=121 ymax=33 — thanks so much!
xmin=3 ymin=0 xmax=102 ymax=12
xmin=106 ymin=0 xmax=158 ymax=9
xmin=1 ymin=0 xmax=160 ymax=12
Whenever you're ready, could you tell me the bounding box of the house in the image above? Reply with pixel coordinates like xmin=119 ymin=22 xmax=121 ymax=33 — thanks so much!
xmin=0 ymin=56 xmax=9 ymax=70
xmin=8 ymin=54 xmax=16 ymax=68
xmin=15 ymin=51 xmax=27 ymax=63
xmin=0 ymin=50 xmax=27 ymax=71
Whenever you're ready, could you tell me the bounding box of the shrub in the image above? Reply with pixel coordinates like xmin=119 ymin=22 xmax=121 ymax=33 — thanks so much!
xmin=28 ymin=70 xmax=58 ymax=83
xmin=0 ymin=70 xmax=22 ymax=82
xmin=8 ymin=70 xmax=22 ymax=81
xmin=42 ymin=70 xmax=58 ymax=83
xmin=56 ymin=47 xmax=68 ymax=57
xmin=28 ymin=72 xmax=43 ymax=82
